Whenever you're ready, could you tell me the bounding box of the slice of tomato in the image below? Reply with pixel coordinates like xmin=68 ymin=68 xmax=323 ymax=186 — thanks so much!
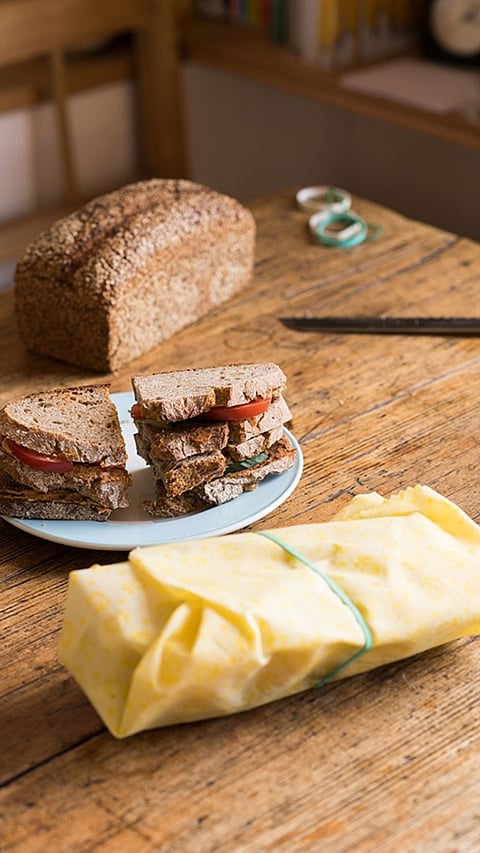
xmin=6 ymin=439 xmax=74 ymax=472
xmin=130 ymin=403 xmax=142 ymax=419
xmin=202 ymin=397 xmax=271 ymax=421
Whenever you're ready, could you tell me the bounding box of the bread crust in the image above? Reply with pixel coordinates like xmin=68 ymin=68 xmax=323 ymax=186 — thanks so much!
xmin=227 ymin=396 xmax=292 ymax=442
xmin=135 ymin=419 xmax=229 ymax=463
xmin=0 ymin=447 xmax=130 ymax=508
xmin=14 ymin=179 xmax=256 ymax=372
xmin=0 ymin=473 xmax=111 ymax=521
xmin=143 ymin=485 xmax=207 ymax=519
xmin=200 ymin=436 xmax=296 ymax=505
xmin=226 ymin=426 xmax=284 ymax=461
xmin=131 ymin=363 xmax=287 ymax=421
xmin=143 ymin=435 xmax=296 ymax=517
xmin=0 ymin=496 xmax=111 ymax=521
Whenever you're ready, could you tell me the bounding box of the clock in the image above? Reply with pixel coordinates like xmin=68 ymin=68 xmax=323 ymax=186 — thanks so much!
xmin=423 ymin=0 xmax=480 ymax=65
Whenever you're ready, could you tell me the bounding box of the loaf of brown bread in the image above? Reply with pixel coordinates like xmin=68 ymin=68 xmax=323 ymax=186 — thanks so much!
xmin=14 ymin=179 xmax=256 ymax=372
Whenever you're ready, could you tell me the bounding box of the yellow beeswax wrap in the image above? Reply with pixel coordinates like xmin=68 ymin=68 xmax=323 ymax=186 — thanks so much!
xmin=59 ymin=485 xmax=480 ymax=738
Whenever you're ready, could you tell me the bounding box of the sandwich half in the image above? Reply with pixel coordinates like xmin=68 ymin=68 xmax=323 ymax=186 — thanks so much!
xmin=0 ymin=384 xmax=131 ymax=521
xmin=131 ymin=363 xmax=297 ymax=517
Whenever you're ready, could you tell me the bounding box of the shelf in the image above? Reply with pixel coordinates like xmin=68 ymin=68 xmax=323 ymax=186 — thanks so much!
xmin=181 ymin=19 xmax=480 ymax=153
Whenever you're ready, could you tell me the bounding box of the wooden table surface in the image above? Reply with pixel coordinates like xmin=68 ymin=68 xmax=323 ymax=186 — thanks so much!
xmin=1 ymin=189 xmax=479 ymax=852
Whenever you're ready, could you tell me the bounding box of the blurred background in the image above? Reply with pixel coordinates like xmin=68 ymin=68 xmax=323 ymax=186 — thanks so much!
xmin=1 ymin=0 xmax=479 ymax=289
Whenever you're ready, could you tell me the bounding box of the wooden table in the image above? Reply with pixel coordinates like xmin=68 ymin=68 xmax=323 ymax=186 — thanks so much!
xmin=1 ymin=189 xmax=479 ymax=851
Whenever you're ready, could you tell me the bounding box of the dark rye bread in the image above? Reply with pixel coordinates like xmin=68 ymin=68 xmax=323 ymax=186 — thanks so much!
xmin=0 ymin=384 xmax=130 ymax=520
xmin=0 ymin=384 xmax=126 ymax=466
xmin=137 ymin=419 xmax=282 ymax=467
xmin=135 ymin=419 xmax=229 ymax=464
xmin=201 ymin=436 xmax=296 ymax=505
xmin=143 ymin=483 xmax=207 ymax=519
xmin=135 ymin=430 xmax=226 ymax=496
xmin=227 ymin=396 xmax=292 ymax=443
xmin=143 ymin=436 xmax=296 ymax=517
xmin=135 ymin=395 xmax=289 ymax=468
xmin=132 ymin=362 xmax=295 ymax=517
xmin=0 ymin=446 xmax=130 ymax=509
xmin=0 ymin=472 xmax=111 ymax=521
xmin=14 ymin=179 xmax=256 ymax=372
xmin=226 ymin=426 xmax=284 ymax=462
xmin=156 ymin=450 xmax=227 ymax=497
xmin=131 ymin=363 xmax=287 ymax=422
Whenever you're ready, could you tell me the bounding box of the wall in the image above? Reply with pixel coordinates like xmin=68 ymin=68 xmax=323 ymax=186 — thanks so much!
xmin=1 ymin=62 xmax=478 ymax=290
xmin=0 ymin=80 xmax=138 ymax=289
xmin=181 ymin=63 xmax=480 ymax=241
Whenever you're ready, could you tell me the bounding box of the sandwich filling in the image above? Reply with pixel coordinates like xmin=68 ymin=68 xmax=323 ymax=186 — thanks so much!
xmin=5 ymin=439 xmax=74 ymax=472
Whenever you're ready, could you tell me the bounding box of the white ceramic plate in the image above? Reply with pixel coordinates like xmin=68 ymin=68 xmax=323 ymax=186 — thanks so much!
xmin=3 ymin=391 xmax=303 ymax=551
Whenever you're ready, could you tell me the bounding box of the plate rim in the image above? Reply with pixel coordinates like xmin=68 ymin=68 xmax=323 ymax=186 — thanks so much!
xmin=2 ymin=391 xmax=303 ymax=551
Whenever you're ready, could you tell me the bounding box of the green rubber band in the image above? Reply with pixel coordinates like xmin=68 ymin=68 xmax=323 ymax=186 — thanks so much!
xmin=325 ymin=186 xmax=345 ymax=206
xmin=364 ymin=222 xmax=384 ymax=242
xmin=255 ymin=531 xmax=374 ymax=687
xmin=311 ymin=210 xmax=368 ymax=248
xmin=310 ymin=210 xmax=383 ymax=249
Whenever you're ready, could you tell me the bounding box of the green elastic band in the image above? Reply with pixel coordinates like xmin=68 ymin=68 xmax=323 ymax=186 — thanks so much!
xmin=325 ymin=186 xmax=345 ymax=206
xmin=255 ymin=531 xmax=374 ymax=687
xmin=312 ymin=210 xmax=383 ymax=249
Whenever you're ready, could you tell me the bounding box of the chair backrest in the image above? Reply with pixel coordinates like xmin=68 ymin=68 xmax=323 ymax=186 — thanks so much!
xmin=0 ymin=0 xmax=187 ymax=273
xmin=0 ymin=0 xmax=186 ymax=206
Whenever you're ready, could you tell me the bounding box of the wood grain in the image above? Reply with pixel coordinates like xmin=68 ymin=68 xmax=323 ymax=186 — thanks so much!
xmin=0 ymin=0 xmax=148 ymax=66
xmin=0 ymin=189 xmax=479 ymax=851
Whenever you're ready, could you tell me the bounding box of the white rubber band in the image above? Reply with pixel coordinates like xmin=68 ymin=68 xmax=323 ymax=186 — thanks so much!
xmin=296 ymin=185 xmax=352 ymax=214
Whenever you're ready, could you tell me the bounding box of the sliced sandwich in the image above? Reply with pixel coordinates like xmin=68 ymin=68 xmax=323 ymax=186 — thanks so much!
xmin=131 ymin=363 xmax=297 ymax=517
xmin=0 ymin=384 xmax=131 ymax=521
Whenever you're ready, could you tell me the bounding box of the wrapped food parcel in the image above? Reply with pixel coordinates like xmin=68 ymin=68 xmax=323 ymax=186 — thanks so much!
xmin=59 ymin=486 xmax=480 ymax=737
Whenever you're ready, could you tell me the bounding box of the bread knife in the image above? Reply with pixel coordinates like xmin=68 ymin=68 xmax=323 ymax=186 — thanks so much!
xmin=279 ymin=317 xmax=480 ymax=336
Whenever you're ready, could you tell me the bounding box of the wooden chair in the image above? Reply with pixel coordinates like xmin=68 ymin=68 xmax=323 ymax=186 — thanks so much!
xmin=0 ymin=0 xmax=187 ymax=267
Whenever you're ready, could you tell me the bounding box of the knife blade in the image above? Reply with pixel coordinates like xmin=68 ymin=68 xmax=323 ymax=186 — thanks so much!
xmin=279 ymin=317 xmax=480 ymax=336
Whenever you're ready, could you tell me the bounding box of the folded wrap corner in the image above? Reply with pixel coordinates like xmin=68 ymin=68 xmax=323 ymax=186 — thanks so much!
xmin=59 ymin=485 xmax=480 ymax=737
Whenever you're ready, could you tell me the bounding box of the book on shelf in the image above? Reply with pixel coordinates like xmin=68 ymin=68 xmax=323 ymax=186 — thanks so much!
xmin=288 ymin=0 xmax=422 ymax=69
xmin=194 ymin=0 xmax=422 ymax=67
xmin=193 ymin=0 xmax=288 ymax=44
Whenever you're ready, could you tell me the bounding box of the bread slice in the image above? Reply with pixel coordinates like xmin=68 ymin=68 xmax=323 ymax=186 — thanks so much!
xmin=135 ymin=419 xmax=229 ymax=464
xmin=0 ymin=384 xmax=126 ymax=465
xmin=143 ymin=483 xmax=207 ymax=519
xmin=143 ymin=436 xmax=296 ymax=517
xmin=131 ymin=363 xmax=287 ymax=421
xmin=0 ymin=472 xmax=111 ymax=521
xmin=201 ymin=436 xmax=296 ymax=506
xmin=226 ymin=426 xmax=284 ymax=462
xmin=227 ymin=396 xmax=292 ymax=443
xmin=154 ymin=449 xmax=227 ymax=497
xmin=0 ymin=446 xmax=130 ymax=509
xmin=132 ymin=363 xmax=296 ymax=518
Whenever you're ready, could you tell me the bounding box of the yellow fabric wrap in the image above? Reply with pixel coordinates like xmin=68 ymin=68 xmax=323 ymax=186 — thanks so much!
xmin=59 ymin=485 xmax=480 ymax=738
